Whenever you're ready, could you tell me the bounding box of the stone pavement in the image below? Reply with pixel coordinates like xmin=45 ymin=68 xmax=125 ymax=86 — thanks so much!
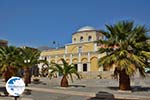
xmin=0 ymin=75 xmax=150 ymax=100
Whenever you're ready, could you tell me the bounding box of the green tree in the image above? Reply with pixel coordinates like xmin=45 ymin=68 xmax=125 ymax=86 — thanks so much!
xmin=0 ymin=46 xmax=19 ymax=82
xmin=50 ymin=58 xmax=81 ymax=87
xmin=97 ymin=21 xmax=150 ymax=90
xmin=16 ymin=47 xmax=41 ymax=86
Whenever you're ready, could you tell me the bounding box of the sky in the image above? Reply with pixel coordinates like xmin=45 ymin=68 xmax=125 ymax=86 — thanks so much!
xmin=0 ymin=0 xmax=150 ymax=48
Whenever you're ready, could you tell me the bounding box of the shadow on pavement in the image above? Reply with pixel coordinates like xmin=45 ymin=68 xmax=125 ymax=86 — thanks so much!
xmin=132 ymin=86 xmax=150 ymax=92
xmin=107 ymin=86 xmax=150 ymax=92
xmin=107 ymin=87 xmax=119 ymax=91
xmin=32 ymin=80 xmax=47 ymax=85
xmin=69 ymin=85 xmax=86 ymax=88
xmin=88 ymin=91 xmax=115 ymax=100
xmin=88 ymin=91 xmax=139 ymax=100
xmin=23 ymin=89 xmax=32 ymax=95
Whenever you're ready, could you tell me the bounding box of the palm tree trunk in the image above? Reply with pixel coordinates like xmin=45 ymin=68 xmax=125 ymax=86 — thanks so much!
xmin=24 ymin=67 xmax=30 ymax=86
xmin=3 ymin=68 xmax=11 ymax=82
xmin=61 ymin=75 xmax=68 ymax=87
xmin=3 ymin=71 xmax=10 ymax=82
xmin=119 ymin=69 xmax=131 ymax=90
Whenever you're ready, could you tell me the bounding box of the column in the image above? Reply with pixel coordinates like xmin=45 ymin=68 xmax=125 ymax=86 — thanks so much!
xmin=65 ymin=46 xmax=67 ymax=54
xmin=88 ymin=52 xmax=90 ymax=62
xmin=79 ymin=53 xmax=81 ymax=62
xmin=78 ymin=63 xmax=83 ymax=72
xmin=87 ymin=52 xmax=91 ymax=72
xmin=94 ymin=43 xmax=97 ymax=51
xmin=78 ymin=53 xmax=82 ymax=72
xmin=70 ymin=54 xmax=72 ymax=64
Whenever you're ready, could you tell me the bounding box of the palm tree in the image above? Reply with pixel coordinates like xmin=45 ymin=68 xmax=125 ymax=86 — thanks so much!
xmin=16 ymin=47 xmax=42 ymax=86
xmin=50 ymin=58 xmax=81 ymax=87
xmin=0 ymin=46 xmax=19 ymax=82
xmin=97 ymin=21 xmax=150 ymax=90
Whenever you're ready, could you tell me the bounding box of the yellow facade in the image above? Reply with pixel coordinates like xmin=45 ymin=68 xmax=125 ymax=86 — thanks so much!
xmin=41 ymin=48 xmax=65 ymax=56
xmin=40 ymin=26 xmax=105 ymax=78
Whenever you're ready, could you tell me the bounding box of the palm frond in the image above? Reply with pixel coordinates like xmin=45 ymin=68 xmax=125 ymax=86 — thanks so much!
xmin=97 ymin=20 xmax=150 ymax=76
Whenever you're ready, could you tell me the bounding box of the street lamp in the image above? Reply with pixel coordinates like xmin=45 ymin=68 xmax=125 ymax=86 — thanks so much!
xmin=52 ymin=41 xmax=60 ymax=49
xmin=24 ymin=59 xmax=30 ymax=64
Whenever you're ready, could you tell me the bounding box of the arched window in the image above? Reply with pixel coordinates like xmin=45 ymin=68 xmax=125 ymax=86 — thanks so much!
xmin=83 ymin=63 xmax=87 ymax=72
xmin=78 ymin=46 xmax=82 ymax=53
xmin=74 ymin=64 xmax=78 ymax=71
xmin=44 ymin=57 xmax=47 ymax=61
xmin=80 ymin=36 xmax=83 ymax=42
xmin=88 ymin=36 xmax=92 ymax=41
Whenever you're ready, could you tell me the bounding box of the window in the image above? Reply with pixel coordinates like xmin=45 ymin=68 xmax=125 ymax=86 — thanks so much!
xmin=88 ymin=36 xmax=92 ymax=41
xmin=44 ymin=57 xmax=47 ymax=61
xmin=80 ymin=36 xmax=83 ymax=42
xmin=83 ymin=63 xmax=87 ymax=72
xmin=74 ymin=64 xmax=78 ymax=71
xmin=78 ymin=46 xmax=82 ymax=53
xmin=74 ymin=38 xmax=76 ymax=43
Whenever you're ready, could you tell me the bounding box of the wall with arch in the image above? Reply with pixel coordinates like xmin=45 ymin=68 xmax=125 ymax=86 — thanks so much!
xmin=48 ymin=54 xmax=99 ymax=72
xmin=81 ymin=58 xmax=88 ymax=63
xmin=72 ymin=58 xmax=78 ymax=64
xmin=66 ymin=42 xmax=95 ymax=54
xmin=72 ymin=31 xmax=97 ymax=43
xmin=90 ymin=57 xmax=98 ymax=71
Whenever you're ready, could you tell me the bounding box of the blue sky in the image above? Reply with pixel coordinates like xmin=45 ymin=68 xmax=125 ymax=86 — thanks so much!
xmin=0 ymin=0 xmax=150 ymax=48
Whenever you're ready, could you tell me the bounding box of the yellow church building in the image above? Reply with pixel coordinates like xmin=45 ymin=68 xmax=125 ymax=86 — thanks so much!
xmin=39 ymin=26 xmax=111 ymax=79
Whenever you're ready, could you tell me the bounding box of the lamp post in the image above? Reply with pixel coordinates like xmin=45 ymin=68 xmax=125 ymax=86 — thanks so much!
xmin=24 ymin=59 xmax=30 ymax=64
xmin=24 ymin=59 xmax=30 ymax=86
xmin=52 ymin=41 xmax=60 ymax=49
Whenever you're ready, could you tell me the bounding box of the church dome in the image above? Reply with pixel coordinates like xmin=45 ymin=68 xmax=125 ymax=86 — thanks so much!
xmin=77 ymin=26 xmax=96 ymax=32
